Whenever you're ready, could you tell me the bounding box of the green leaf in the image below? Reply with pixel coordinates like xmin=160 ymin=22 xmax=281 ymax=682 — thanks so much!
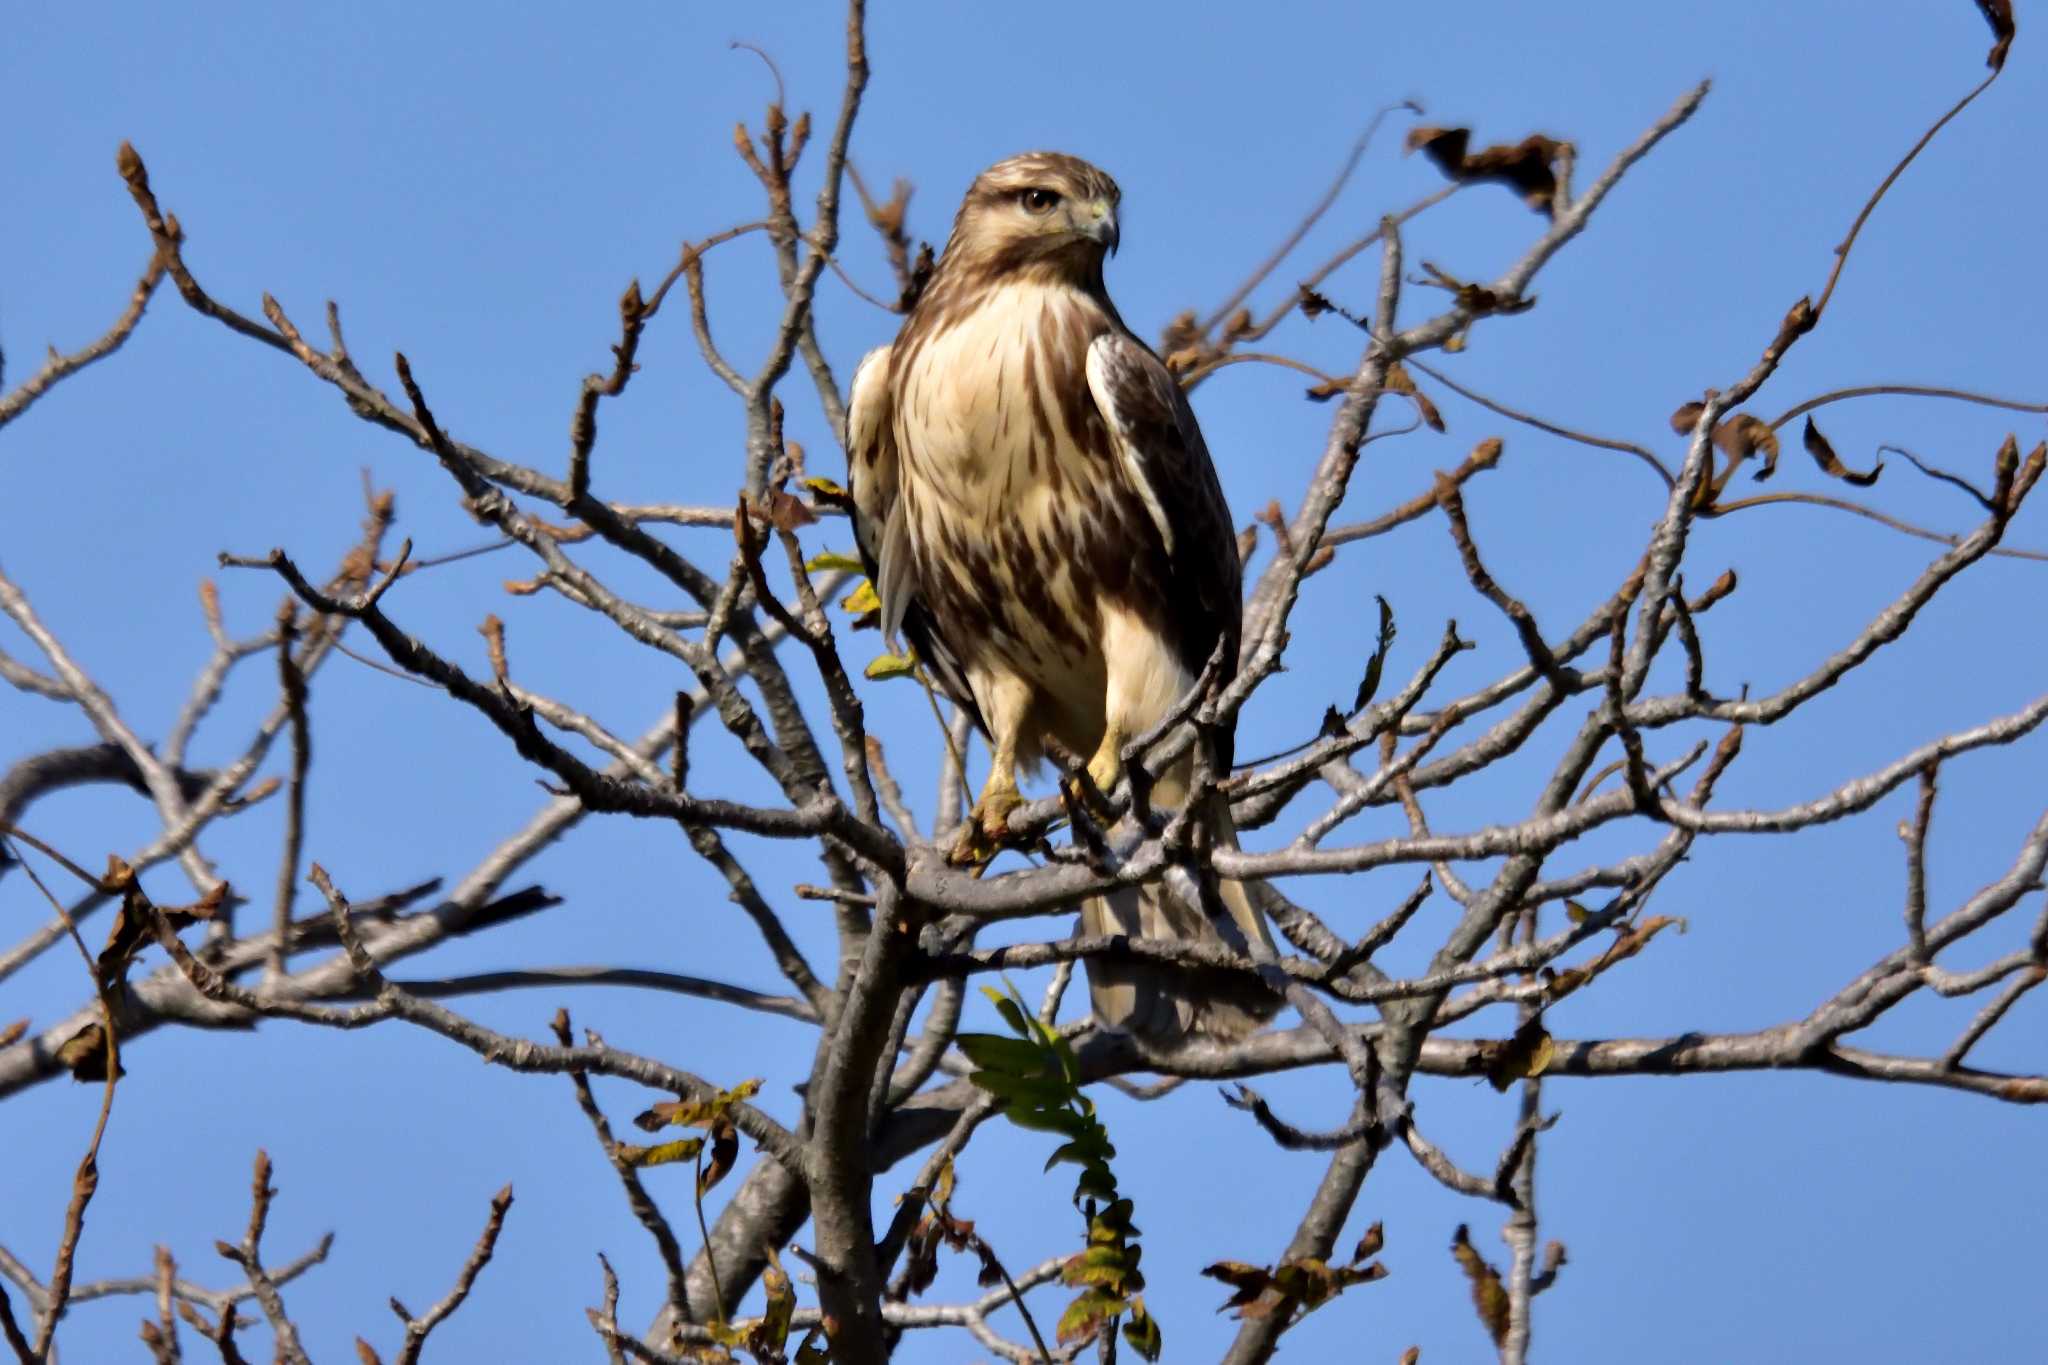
xmin=980 ymin=985 xmax=1033 ymax=1039
xmin=1002 ymin=1103 xmax=1092 ymax=1137
xmin=804 ymin=549 xmax=864 ymax=574
xmin=1044 ymin=1132 xmax=1115 ymax=1172
xmin=1062 ymin=1242 xmax=1142 ymax=1289
xmin=954 ymin=1032 xmax=1050 ymax=1076
xmin=1047 ymin=1029 xmax=1083 ymax=1086
xmin=1073 ymin=1163 xmax=1120 ymax=1204
xmin=966 ymin=1069 xmax=1074 ymax=1110
xmin=1088 ymin=1200 xmax=1139 ymax=1244
xmin=1056 ymin=1288 xmax=1124 ymax=1346
xmin=1122 ymin=1297 xmax=1164 ymax=1362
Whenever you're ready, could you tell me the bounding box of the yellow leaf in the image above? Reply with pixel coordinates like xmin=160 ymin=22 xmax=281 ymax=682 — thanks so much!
xmin=864 ymin=651 xmax=917 ymax=681
xmin=637 ymin=1079 xmax=763 ymax=1132
xmin=840 ymin=580 xmax=881 ymax=615
xmin=615 ymin=1136 xmax=704 ymax=1168
xmin=805 ymin=550 xmax=864 ymax=574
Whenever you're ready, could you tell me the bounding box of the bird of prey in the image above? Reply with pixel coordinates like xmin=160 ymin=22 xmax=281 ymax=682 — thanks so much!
xmin=844 ymin=152 xmax=1277 ymax=1042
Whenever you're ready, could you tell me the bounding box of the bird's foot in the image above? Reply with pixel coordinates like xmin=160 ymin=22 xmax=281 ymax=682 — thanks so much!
xmin=947 ymin=786 xmax=1026 ymax=867
xmin=1061 ymin=766 xmax=1119 ymax=826
xmin=1066 ymin=743 xmax=1123 ymax=823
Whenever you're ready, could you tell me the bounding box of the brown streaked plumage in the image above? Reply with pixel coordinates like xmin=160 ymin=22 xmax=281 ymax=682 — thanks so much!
xmin=845 ymin=151 xmax=1277 ymax=1042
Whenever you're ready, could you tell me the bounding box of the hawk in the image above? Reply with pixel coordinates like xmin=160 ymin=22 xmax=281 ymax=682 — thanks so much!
xmin=845 ymin=152 xmax=1278 ymax=1042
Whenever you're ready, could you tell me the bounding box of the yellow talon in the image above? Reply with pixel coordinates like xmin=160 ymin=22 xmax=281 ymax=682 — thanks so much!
xmin=948 ymin=782 xmax=1024 ymax=866
xmin=1079 ymin=728 xmax=1124 ymax=816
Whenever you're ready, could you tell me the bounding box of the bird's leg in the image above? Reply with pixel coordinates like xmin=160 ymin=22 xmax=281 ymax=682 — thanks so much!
xmin=1071 ymin=720 xmax=1125 ymax=818
xmin=948 ymin=753 xmax=1023 ymax=866
xmin=1071 ymin=608 xmax=1191 ymax=821
xmin=976 ymin=752 xmax=1025 ymax=839
xmin=949 ymin=673 xmax=1032 ymax=865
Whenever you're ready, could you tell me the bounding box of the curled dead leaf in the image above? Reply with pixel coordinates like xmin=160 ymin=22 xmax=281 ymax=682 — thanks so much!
xmin=1450 ymin=1225 xmax=1510 ymax=1347
xmin=1977 ymin=0 xmax=2015 ymax=70
xmin=1486 ymin=1016 xmax=1554 ymax=1091
xmin=1802 ymin=417 xmax=1882 ymax=487
xmin=762 ymin=488 xmax=818 ymax=531
xmin=56 ymin=1021 xmax=122 ymax=1082
xmin=1406 ymin=126 xmax=1570 ymax=216
xmin=698 ymin=1116 xmax=738 ymax=1197
xmin=1688 ymin=568 xmax=1737 ymax=614
xmin=1385 ymin=363 xmax=1444 ymax=431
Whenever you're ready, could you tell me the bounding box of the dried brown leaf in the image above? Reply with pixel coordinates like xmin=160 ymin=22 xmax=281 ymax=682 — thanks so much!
xmin=1385 ymin=363 xmax=1444 ymax=431
xmin=1688 ymin=568 xmax=1738 ymax=614
xmin=763 ymin=488 xmax=818 ymax=531
xmin=1450 ymin=1224 xmax=1510 ymax=1348
xmin=1802 ymin=417 xmax=1882 ymax=487
xmin=1406 ymin=126 xmax=1568 ymax=216
xmin=1978 ymin=0 xmax=2016 ymax=70
xmin=56 ymin=1021 xmax=122 ymax=1082
xmin=1717 ymin=415 xmax=1781 ymax=479
xmin=1486 ymin=1016 xmax=1554 ymax=1091
xmin=1158 ymin=309 xmax=1203 ymax=357
xmin=1202 ymin=1260 xmax=1275 ymax=1313
xmin=1351 ymin=1221 xmax=1384 ymax=1265
xmin=698 ymin=1116 xmax=738 ymax=1197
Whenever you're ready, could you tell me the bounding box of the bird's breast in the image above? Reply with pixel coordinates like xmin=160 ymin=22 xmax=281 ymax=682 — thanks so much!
xmin=890 ymin=282 xmax=1128 ymax=696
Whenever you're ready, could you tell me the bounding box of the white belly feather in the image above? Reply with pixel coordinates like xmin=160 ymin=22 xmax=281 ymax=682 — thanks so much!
xmin=891 ymin=281 xmax=1192 ymax=767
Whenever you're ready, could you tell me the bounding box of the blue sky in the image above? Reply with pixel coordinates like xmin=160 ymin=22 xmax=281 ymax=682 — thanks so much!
xmin=4 ymin=2 xmax=2043 ymax=1361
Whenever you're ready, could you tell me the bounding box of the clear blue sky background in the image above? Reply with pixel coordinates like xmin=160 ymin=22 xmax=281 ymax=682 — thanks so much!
xmin=4 ymin=3 xmax=2043 ymax=1361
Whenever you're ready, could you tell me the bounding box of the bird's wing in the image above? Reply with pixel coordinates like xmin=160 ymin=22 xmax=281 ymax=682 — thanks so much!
xmin=1084 ymin=331 xmax=1244 ymax=687
xmin=845 ymin=344 xmax=984 ymax=732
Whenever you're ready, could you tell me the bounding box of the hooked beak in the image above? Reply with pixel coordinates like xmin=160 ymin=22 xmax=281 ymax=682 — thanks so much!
xmin=1084 ymin=199 xmax=1119 ymax=255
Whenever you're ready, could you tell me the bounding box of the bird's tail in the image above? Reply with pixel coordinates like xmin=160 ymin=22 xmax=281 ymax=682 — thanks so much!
xmin=1081 ymin=793 xmax=1280 ymax=1045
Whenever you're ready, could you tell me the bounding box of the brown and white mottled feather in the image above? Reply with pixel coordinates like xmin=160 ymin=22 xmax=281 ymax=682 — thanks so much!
xmin=845 ymin=152 xmax=1278 ymax=1042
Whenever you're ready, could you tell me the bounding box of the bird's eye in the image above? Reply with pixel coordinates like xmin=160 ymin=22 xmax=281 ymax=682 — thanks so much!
xmin=1020 ymin=188 xmax=1061 ymax=215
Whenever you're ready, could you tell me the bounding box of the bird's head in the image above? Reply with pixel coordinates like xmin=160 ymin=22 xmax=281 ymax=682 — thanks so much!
xmin=942 ymin=151 xmax=1122 ymax=286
